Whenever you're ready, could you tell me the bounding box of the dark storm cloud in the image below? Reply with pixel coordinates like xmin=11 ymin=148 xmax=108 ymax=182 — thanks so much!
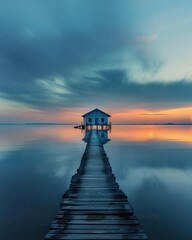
xmin=66 ymin=69 xmax=192 ymax=109
xmin=0 ymin=0 xmax=191 ymax=109
xmin=0 ymin=0 xmax=134 ymax=107
xmin=0 ymin=0 xmax=132 ymax=78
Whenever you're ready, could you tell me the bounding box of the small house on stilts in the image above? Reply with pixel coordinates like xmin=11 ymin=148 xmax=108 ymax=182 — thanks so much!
xmin=75 ymin=108 xmax=111 ymax=130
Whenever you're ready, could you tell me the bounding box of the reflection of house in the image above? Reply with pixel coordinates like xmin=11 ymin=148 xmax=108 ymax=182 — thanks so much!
xmin=82 ymin=108 xmax=111 ymax=130
xmin=83 ymin=130 xmax=110 ymax=144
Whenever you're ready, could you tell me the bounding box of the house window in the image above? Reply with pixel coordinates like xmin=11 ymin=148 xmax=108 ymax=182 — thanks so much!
xmin=88 ymin=118 xmax=92 ymax=123
xmin=101 ymin=118 xmax=105 ymax=123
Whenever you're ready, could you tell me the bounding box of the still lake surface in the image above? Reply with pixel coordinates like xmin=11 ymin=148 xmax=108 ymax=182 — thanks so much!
xmin=0 ymin=125 xmax=191 ymax=240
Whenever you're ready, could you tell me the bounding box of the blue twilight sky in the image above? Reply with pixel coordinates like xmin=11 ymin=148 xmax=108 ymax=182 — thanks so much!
xmin=0 ymin=0 xmax=192 ymax=122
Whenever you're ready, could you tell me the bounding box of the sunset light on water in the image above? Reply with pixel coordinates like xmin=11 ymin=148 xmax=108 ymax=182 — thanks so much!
xmin=0 ymin=125 xmax=192 ymax=240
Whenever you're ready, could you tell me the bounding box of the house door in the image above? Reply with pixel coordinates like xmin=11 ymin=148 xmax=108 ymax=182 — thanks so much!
xmin=95 ymin=118 xmax=98 ymax=125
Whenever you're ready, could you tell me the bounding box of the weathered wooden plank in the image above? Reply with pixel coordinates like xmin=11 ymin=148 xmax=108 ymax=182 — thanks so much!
xmin=50 ymin=221 xmax=141 ymax=227
xmin=60 ymin=202 xmax=132 ymax=207
xmin=52 ymin=219 xmax=140 ymax=225
xmin=60 ymin=206 xmax=133 ymax=212
xmin=45 ymin=232 xmax=148 ymax=240
xmin=61 ymin=200 xmax=128 ymax=204
xmin=48 ymin=228 xmax=144 ymax=234
xmin=56 ymin=210 xmax=133 ymax=215
xmin=55 ymin=214 xmax=137 ymax=221
xmin=63 ymin=192 xmax=127 ymax=198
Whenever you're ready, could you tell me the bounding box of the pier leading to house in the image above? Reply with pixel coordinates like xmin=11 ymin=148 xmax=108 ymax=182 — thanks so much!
xmin=45 ymin=129 xmax=148 ymax=240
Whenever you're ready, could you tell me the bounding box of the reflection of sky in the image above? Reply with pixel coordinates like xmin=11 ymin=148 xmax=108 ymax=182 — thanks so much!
xmin=109 ymin=125 xmax=192 ymax=143
xmin=105 ymin=126 xmax=192 ymax=240
xmin=0 ymin=126 xmax=85 ymax=240
xmin=0 ymin=125 xmax=84 ymax=151
xmin=0 ymin=125 xmax=192 ymax=240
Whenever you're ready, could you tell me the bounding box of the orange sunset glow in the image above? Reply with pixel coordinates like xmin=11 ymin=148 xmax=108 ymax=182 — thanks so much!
xmin=110 ymin=125 xmax=192 ymax=144
xmin=1 ymin=125 xmax=192 ymax=147
xmin=109 ymin=107 xmax=192 ymax=124
xmin=1 ymin=99 xmax=192 ymax=124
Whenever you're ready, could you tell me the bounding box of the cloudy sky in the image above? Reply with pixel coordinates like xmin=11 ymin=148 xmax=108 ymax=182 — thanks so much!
xmin=0 ymin=0 xmax=192 ymax=123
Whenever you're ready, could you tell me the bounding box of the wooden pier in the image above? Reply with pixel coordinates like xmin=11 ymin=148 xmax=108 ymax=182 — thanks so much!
xmin=45 ymin=130 xmax=148 ymax=240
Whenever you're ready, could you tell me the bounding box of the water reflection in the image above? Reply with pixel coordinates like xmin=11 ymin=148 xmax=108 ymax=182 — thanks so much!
xmin=0 ymin=125 xmax=83 ymax=151
xmin=105 ymin=125 xmax=192 ymax=240
xmin=110 ymin=125 xmax=192 ymax=143
xmin=0 ymin=125 xmax=191 ymax=240
xmin=83 ymin=129 xmax=110 ymax=144
xmin=0 ymin=126 xmax=85 ymax=240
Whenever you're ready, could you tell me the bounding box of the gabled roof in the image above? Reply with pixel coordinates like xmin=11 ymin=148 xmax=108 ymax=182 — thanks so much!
xmin=82 ymin=108 xmax=111 ymax=117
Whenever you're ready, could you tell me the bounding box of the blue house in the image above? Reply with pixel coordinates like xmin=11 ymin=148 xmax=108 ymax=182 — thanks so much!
xmin=82 ymin=108 xmax=111 ymax=130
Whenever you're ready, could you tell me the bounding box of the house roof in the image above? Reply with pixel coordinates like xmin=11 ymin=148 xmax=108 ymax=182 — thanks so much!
xmin=82 ymin=108 xmax=111 ymax=117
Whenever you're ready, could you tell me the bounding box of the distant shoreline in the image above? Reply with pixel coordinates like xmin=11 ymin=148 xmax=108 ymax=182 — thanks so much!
xmin=0 ymin=123 xmax=71 ymax=126
xmin=0 ymin=123 xmax=191 ymax=126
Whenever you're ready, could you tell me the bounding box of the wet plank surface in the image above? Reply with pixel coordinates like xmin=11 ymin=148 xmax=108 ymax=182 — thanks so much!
xmin=45 ymin=130 xmax=148 ymax=240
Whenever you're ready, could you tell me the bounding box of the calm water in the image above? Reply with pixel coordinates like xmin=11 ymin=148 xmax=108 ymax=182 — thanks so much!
xmin=0 ymin=125 xmax=191 ymax=240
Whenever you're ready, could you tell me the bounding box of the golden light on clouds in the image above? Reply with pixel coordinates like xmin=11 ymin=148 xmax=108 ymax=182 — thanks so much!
xmin=109 ymin=107 xmax=192 ymax=124
xmin=0 ymin=100 xmax=192 ymax=124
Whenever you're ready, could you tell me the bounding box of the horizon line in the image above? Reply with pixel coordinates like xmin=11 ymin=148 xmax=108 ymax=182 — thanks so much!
xmin=0 ymin=122 xmax=192 ymax=126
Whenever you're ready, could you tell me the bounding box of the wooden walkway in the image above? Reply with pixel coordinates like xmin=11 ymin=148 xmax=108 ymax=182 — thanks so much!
xmin=45 ymin=130 xmax=148 ymax=240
